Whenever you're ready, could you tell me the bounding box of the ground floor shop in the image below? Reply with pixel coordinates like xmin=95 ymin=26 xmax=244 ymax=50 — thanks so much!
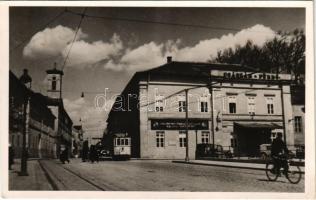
xmin=135 ymin=118 xmax=290 ymax=159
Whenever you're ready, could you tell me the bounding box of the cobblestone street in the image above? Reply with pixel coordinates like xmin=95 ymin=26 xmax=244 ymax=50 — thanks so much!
xmin=9 ymin=159 xmax=304 ymax=192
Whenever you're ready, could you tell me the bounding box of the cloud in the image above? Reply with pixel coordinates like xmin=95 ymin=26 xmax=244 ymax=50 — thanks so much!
xmin=104 ymin=24 xmax=276 ymax=72
xmin=23 ymin=25 xmax=87 ymax=58
xmin=63 ymin=96 xmax=115 ymax=134
xmin=24 ymin=24 xmax=276 ymax=71
xmin=64 ymin=33 xmax=123 ymax=68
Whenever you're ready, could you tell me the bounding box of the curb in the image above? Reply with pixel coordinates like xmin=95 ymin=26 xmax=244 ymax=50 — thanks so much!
xmin=172 ymin=160 xmax=305 ymax=174
xmin=173 ymin=160 xmax=265 ymax=171
xmin=37 ymin=160 xmax=59 ymax=190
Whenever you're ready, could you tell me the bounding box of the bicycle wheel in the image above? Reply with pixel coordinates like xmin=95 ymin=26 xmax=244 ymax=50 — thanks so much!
xmin=286 ymin=166 xmax=302 ymax=184
xmin=266 ymin=162 xmax=279 ymax=181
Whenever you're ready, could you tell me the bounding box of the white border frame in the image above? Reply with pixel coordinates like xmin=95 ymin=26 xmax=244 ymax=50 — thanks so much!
xmin=0 ymin=1 xmax=314 ymax=199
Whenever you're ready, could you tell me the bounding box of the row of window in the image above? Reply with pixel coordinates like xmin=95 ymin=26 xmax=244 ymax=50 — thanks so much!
xmin=155 ymin=95 xmax=276 ymax=115
xmin=155 ymin=131 xmax=210 ymax=148
xmin=228 ymin=96 xmax=274 ymax=115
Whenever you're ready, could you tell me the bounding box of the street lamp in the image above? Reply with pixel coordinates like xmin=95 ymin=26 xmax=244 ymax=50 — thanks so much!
xmin=19 ymin=69 xmax=32 ymax=176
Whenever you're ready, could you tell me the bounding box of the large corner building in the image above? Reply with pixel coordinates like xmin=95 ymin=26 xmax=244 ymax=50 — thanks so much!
xmin=106 ymin=58 xmax=298 ymax=159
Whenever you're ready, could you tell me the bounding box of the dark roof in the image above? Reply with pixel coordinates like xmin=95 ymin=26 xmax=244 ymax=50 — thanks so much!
xmin=46 ymin=67 xmax=64 ymax=75
xmin=137 ymin=61 xmax=256 ymax=78
xmin=10 ymin=71 xmax=56 ymax=119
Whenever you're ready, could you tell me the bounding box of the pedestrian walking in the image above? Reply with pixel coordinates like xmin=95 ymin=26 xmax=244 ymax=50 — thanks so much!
xmin=89 ymin=145 xmax=98 ymax=163
xmin=9 ymin=144 xmax=14 ymax=170
xmin=82 ymin=140 xmax=89 ymax=162
xmin=60 ymin=147 xmax=70 ymax=164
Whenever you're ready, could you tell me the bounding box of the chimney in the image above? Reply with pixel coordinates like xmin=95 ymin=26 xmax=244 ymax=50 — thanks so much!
xmin=19 ymin=68 xmax=32 ymax=88
xmin=167 ymin=56 xmax=172 ymax=63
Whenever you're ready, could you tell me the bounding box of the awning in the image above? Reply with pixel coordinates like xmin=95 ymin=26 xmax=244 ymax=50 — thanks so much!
xmin=235 ymin=122 xmax=283 ymax=129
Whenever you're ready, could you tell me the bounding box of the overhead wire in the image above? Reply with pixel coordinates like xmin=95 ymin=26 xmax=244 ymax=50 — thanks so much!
xmin=65 ymin=9 xmax=275 ymax=34
xmin=10 ymin=9 xmax=67 ymax=53
xmin=61 ymin=8 xmax=87 ymax=72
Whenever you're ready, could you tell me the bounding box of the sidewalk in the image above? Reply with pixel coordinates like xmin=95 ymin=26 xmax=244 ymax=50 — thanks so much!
xmin=9 ymin=159 xmax=53 ymax=190
xmin=172 ymin=160 xmax=305 ymax=173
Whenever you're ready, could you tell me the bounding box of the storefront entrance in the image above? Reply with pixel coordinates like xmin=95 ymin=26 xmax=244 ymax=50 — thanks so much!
xmin=234 ymin=123 xmax=281 ymax=157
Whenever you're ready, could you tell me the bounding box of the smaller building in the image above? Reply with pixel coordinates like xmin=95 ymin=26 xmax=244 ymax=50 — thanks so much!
xmin=72 ymin=125 xmax=84 ymax=158
xmin=291 ymin=85 xmax=305 ymax=146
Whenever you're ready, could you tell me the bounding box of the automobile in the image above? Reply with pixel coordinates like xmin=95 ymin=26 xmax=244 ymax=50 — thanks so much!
xmin=196 ymin=144 xmax=232 ymax=158
xmin=260 ymin=143 xmax=296 ymax=160
xmin=260 ymin=144 xmax=271 ymax=160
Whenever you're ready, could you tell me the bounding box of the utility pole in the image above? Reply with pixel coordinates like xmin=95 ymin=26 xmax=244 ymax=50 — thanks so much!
xmin=185 ymin=89 xmax=189 ymax=162
xmin=18 ymin=69 xmax=32 ymax=176
xmin=280 ymin=83 xmax=287 ymax=146
xmin=209 ymin=71 xmax=215 ymax=149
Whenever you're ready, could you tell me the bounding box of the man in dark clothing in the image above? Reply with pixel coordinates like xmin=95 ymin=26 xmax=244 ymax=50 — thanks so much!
xmin=271 ymin=132 xmax=289 ymax=174
xmin=82 ymin=140 xmax=89 ymax=162
xmin=89 ymin=145 xmax=99 ymax=163
xmin=9 ymin=145 xmax=15 ymax=170
xmin=60 ymin=148 xmax=70 ymax=164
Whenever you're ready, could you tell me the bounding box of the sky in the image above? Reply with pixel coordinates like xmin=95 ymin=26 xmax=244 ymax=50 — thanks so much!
xmin=9 ymin=7 xmax=305 ymax=137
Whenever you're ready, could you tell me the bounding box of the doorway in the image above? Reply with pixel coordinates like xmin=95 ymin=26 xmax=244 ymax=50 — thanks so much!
xmin=234 ymin=124 xmax=272 ymax=157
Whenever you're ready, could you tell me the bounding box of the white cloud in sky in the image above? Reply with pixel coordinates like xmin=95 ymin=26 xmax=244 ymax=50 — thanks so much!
xmin=103 ymin=24 xmax=276 ymax=72
xmin=23 ymin=25 xmax=87 ymax=58
xmin=64 ymin=33 xmax=123 ymax=68
xmin=24 ymin=24 xmax=276 ymax=72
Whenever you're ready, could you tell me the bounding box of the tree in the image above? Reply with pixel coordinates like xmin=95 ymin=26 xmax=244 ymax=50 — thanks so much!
xmin=210 ymin=29 xmax=305 ymax=84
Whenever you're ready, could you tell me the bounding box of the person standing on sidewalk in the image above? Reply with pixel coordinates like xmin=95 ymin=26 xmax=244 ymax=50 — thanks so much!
xmin=9 ymin=144 xmax=15 ymax=170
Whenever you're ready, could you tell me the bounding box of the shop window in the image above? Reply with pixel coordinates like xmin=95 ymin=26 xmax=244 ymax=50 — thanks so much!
xmin=201 ymin=131 xmax=210 ymax=144
xmin=156 ymin=131 xmax=165 ymax=147
xmin=266 ymin=97 xmax=274 ymax=114
xmin=294 ymin=116 xmax=302 ymax=133
xmin=179 ymin=131 xmax=187 ymax=147
xmin=201 ymin=101 xmax=208 ymax=112
xmin=228 ymin=96 xmax=237 ymax=114
xmin=247 ymin=97 xmax=256 ymax=115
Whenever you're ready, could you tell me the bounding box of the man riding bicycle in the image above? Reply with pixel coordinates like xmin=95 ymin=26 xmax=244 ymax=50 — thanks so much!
xmin=271 ymin=132 xmax=289 ymax=174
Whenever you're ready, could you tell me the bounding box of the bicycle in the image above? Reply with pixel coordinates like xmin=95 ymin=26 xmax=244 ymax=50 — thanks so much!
xmin=265 ymin=154 xmax=302 ymax=184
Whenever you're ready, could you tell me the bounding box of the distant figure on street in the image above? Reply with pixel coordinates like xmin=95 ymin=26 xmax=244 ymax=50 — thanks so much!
xmin=89 ymin=145 xmax=99 ymax=163
xmin=9 ymin=144 xmax=14 ymax=170
xmin=60 ymin=148 xmax=70 ymax=164
xmin=82 ymin=140 xmax=89 ymax=162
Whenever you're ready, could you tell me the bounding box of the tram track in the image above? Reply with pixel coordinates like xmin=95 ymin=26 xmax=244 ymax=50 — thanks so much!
xmin=38 ymin=160 xmax=113 ymax=191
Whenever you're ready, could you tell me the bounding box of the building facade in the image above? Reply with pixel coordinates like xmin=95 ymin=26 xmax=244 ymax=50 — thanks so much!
xmin=9 ymin=70 xmax=57 ymax=158
xmin=106 ymin=59 xmax=296 ymax=159
xmin=45 ymin=65 xmax=73 ymax=158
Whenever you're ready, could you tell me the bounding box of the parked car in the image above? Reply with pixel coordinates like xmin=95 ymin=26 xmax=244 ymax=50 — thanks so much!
xmin=196 ymin=144 xmax=232 ymax=158
xmin=260 ymin=143 xmax=296 ymax=160
xmin=259 ymin=144 xmax=271 ymax=160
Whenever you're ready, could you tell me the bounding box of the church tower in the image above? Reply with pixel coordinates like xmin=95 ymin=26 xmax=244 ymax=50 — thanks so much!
xmin=46 ymin=63 xmax=64 ymax=99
